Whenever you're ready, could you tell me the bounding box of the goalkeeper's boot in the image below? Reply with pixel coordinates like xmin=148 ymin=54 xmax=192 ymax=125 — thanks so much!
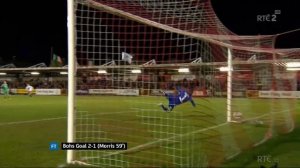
xmin=159 ymin=104 xmax=169 ymax=112
xmin=168 ymin=106 xmax=174 ymax=112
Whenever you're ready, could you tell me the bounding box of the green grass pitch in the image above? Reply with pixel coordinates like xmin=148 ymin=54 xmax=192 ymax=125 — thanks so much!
xmin=0 ymin=95 xmax=299 ymax=167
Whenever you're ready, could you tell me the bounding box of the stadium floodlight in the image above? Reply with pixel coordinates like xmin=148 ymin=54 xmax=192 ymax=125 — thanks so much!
xmin=286 ymin=67 xmax=300 ymax=71
xmin=131 ymin=69 xmax=142 ymax=74
xmin=219 ymin=66 xmax=233 ymax=72
xmin=178 ymin=68 xmax=189 ymax=73
xmin=0 ymin=72 xmax=7 ymax=75
xmin=60 ymin=72 xmax=68 ymax=75
xmin=30 ymin=72 xmax=40 ymax=75
xmin=97 ymin=70 xmax=107 ymax=74
xmin=286 ymin=62 xmax=300 ymax=68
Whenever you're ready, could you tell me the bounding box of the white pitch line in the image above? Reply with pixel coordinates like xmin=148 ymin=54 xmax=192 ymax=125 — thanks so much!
xmin=242 ymin=108 xmax=293 ymax=122
xmin=78 ymin=110 xmax=138 ymax=116
xmin=130 ymin=108 xmax=162 ymax=111
xmin=0 ymin=110 xmax=139 ymax=126
xmin=83 ymin=108 xmax=297 ymax=160
xmin=0 ymin=117 xmax=66 ymax=126
xmin=83 ymin=122 xmax=229 ymax=160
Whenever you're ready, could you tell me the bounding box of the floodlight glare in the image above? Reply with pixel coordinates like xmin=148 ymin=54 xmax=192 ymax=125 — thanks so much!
xmin=286 ymin=67 xmax=300 ymax=71
xmin=97 ymin=70 xmax=107 ymax=74
xmin=60 ymin=72 xmax=68 ymax=75
xmin=178 ymin=68 xmax=189 ymax=73
xmin=286 ymin=62 xmax=300 ymax=68
xmin=131 ymin=69 xmax=141 ymax=74
xmin=219 ymin=67 xmax=233 ymax=72
xmin=0 ymin=72 xmax=7 ymax=75
xmin=30 ymin=72 xmax=40 ymax=75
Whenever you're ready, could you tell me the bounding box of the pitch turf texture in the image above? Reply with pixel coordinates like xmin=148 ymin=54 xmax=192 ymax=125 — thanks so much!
xmin=0 ymin=95 xmax=299 ymax=167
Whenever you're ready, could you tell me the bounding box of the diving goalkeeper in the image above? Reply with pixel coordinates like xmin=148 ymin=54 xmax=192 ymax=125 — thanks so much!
xmin=159 ymin=86 xmax=196 ymax=112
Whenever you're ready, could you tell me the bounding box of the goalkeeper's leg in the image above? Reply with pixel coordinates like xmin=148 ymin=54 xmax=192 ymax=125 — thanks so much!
xmin=168 ymin=105 xmax=174 ymax=111
xmin=190 ymin=99 xmax=196 ymax=107
xmin=159 ymin=103 xmax=169 ymax=112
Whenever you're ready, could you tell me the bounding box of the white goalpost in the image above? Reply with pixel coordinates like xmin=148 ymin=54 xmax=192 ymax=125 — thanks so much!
xmin=226 ymin=48 xmax=233 ymax=122
xmin=67 ymin=0 xmax=76 ymax=163
xmin=66 ymin=0 xmax=299 ymax=167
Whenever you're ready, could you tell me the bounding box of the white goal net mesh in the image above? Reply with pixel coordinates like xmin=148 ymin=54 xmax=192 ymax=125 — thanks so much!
xmin=72 ymin=0 xmax=300 ymax=167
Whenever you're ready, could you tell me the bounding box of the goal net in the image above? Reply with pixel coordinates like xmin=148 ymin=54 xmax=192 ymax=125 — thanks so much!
xmin=67 ymin=0 xmax=300 ymax=167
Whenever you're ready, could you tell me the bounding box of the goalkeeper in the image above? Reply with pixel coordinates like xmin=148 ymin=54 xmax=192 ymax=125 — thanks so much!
xmin=1 ymin=80 xmax=9 ymax=98
xmin=159 ymin=86 xmax=196 ymax=112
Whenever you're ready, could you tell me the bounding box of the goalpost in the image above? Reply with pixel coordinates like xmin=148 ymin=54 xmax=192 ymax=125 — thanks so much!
xmin=67 ymin=0 xmax=76 ymax=164
xmin=67 ymin=0 xmax=299 ymax=167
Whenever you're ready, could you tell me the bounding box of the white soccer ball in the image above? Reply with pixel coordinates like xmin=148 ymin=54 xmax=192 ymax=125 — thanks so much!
xmin=232 ymin=112 xmax=243 ymax=122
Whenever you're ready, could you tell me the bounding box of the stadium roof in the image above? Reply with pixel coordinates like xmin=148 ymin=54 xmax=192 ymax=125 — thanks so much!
xmin=0 ymin=58 xmax=300 ymax=74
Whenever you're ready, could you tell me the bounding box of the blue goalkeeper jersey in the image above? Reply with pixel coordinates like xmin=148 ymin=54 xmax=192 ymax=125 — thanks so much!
xmin=168 ymin=89 xmax=191 ymax=106
xmin=178 ymin=89 xmax=191 ymax=103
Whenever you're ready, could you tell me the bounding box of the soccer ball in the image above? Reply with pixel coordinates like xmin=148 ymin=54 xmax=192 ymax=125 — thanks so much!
xmin=255 ymin=120 xmax=264 ymax=125
xmin=233 ymin=112 xmax=243 ymax=121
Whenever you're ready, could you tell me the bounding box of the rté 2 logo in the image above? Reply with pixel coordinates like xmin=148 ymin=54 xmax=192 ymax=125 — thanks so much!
xmin=257 ymin=10 xmax=281 ymax=22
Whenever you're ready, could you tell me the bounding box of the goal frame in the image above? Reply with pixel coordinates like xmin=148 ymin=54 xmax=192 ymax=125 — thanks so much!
xmin=67 ymin=0 xmax=76 ymax=163
xmin=64 ymin=0 xmax=263 ymax=162
xmin=65 ymin=0 xmax=299 ymax=165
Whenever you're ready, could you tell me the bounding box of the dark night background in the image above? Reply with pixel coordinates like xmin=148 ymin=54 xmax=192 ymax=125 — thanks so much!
xmin=0 ymin=0 xmax=299 ymax=67
xmin=0 ymin=0 xmax=67 ymax=67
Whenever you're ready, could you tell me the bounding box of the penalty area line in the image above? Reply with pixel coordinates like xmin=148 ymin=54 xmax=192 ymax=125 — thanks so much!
xmin=0 ymin=110 xmax=139 ymax=126
xmin=0 ymin=117 xmax=66 ymax=126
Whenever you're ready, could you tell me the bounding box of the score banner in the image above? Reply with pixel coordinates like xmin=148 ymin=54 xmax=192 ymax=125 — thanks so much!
xmin=61 ymin=142 xmax=127 ymax=150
